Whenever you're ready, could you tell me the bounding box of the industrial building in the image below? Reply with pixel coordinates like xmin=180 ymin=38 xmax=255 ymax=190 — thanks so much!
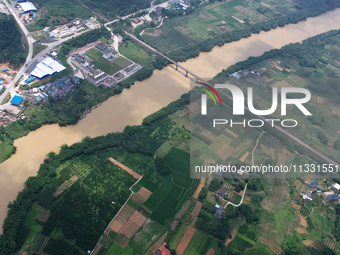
xmin=10 ymin=95 xmax=24 ymax=106
xmin=18 ymin=2 xmax=37 ymax=13
xmin=31 ymin=57 xmax=66 ymax=79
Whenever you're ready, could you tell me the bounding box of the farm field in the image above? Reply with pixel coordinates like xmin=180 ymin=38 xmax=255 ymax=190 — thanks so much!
xmin=118 ymin=41 xmax=152 ymax=66
xmin=225 ymin=33 xmax=340 ymax=165
xmin=142 ymin=0 xmax=298 ymax=53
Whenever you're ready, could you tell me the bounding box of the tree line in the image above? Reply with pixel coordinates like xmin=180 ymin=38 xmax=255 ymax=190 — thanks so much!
xmin=0 ymin=14 xmax=27 ymax=67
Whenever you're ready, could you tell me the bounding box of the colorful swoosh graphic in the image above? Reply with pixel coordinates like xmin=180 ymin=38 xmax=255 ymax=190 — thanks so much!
xmin=198 ymin=82 xmax=222 ymax=106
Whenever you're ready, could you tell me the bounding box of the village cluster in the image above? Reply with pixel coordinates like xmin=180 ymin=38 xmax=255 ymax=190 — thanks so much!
xmin=300 ymin=179 xmax=340 ymax=204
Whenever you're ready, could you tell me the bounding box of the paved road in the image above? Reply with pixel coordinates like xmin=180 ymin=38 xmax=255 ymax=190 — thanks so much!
xmin=222 ymin=184 xmax=248 ymax=209
xmin=0 ymin=3 xmax=98 ymax=106
xmin=0 ymin=0 xmax=34 ymax=104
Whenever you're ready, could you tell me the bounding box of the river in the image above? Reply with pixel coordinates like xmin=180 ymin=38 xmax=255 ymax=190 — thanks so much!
xmin=1 ymin=8 xmax=340 ymax=230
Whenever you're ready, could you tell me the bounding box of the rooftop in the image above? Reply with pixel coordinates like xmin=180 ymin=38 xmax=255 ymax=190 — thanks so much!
xmin=10 ymin=95 xmax=24 ymax=105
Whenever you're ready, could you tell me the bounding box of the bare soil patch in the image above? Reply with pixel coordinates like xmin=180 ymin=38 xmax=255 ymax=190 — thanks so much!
xmin=272 ymin=80 xmax=293 ymax=88
xmin=317 ymin=96 xmax=325 ymax=104
xmin=261 ymin=2 xmax=271 ymax=8
xmin=130 ymin=211 xmax=147 ymax=227
xmin=198 ymin=13 xmax=214 ymax=21
xmin=225 ymin=128 xmax=238 ymax=137
xmin=119 ymin=221 xmax=140 ymax=238
xmin=193 ymin=177 xmax=206 ymax=199
xmin=239 ymin=151 xmax=250 ymax=162
xmin=137 ymin=187 xmax=152 ymax=200
xmin=302 ymin=240 xmax=314 ymax=246
xmin=171 ymin=220 xmax=179 ymax=231
xmin=109 ymin=157 xmax=141 ymax=179
xmin=260 ymin=237 xmax=282 ymax=255
xmin=176 ymin=226 xmax=196 ymax=255
xmin=36 ymin=205 xmax=50 ymax=223
xmin=299 ymin=215 xmax=308 ymax=227
xmin=110 ymin=220 xmax=124 ymax=232
xmin=144 ymin=28 xmax=162 ymax=37
xmin=191 ymin=201 xmax=203 ymax=217
xmin=296 ymin=227 xmax=308 ymax=234
xmin=175 ymin=200 xmax=192 ymax=219
xmin=115 ymin=204 xmax=136 ymax=225
xmin=291 ymin=203 xmax=301 ymax=210
xmin=54 ymin=175 xmax=78 ymax=197
xmin=207 ymin=248 xmax=215 ymax=255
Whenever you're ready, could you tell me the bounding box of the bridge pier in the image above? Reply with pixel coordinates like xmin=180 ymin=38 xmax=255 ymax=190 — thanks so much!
xmin=185 ymin=71 xmax=188 ymax=77
xmin=175 ymin=65 xmax=178 ymax=70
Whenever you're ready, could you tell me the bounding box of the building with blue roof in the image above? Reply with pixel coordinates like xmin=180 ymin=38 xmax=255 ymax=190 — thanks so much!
xmin=10 ymin=95 xmax=24 ymax=106
xmin=323 ymin=193 xmax=339 ymax=203
xmin=307 ymin=180 xmax=318 ymax=189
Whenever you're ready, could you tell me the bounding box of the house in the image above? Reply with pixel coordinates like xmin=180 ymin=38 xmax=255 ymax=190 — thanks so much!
xmin=103 ymin=48 xmax=119 ymax=60
xmin=131 ymin=17 xmax=142 ymax=24
xmin=70 ymin=75 xmax=79 ymax=85
xmin=10 ymin=95 xmax=24 ymax=106
xmin=95 ymin=42 xmax=109 ymax=52
xmin=113 ymin=72 xmax=124 ymax=80
xmin=102 ymin=77 xmax=118 ymax=88
xmin=155 ymin=242 xmax=171 ymax=255
xmin=323 ymin=194 xmax=339 ymax=203
xmin=214 ymin=205 xmax=224 ymax=218
xmin=307 ymin=180 xmax=318 ymax=189
xmin=123 ymin=63 xmax=141 ymax=75
xmin=243 ymin=69 xmax=250 ymax=76
xmin=216 ymin=188 xmax=227 ymax=197
xmin=155 ymin=6 xmax=163 ymax=17
xmin=331 ymin=183 xmax=340 ymax=192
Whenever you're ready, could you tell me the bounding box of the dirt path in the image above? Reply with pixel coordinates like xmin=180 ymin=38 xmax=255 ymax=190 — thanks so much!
xmin=252 ymin=131 xmax=264 ymax=166
xmin=109 ymin=157 xmax=142 ymax=179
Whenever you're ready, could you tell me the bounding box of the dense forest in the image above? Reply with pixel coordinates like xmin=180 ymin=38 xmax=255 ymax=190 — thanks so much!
xmin=0 ymin=14 xmax=26 ymax=66
xmin=81 ymin=0 xmax=151 ymax=19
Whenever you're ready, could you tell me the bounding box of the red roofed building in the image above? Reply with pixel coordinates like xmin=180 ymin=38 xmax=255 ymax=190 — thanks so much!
xmin=131 ymin=17 xmax=142 ymax=24
xmin=155 ymin=242 xmax=171 ymax=255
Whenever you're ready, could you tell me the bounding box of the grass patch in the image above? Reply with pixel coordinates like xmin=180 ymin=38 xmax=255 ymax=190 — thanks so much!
xmin=1 ymin=93 xmax=11 ymax=104
xmin=119 ymin=41 xmax=151 ymax=65
xmin=78 ymin=80 xmax=103 ymax=95
xmin=139 ymin=178 xmax=158 ymax=192
xmin=163 ymin=147 xmax=192 ymax=188
xmin=169 ymin=223 xmax=186 ymax=250
xmin=228 ymin=234 xmax=254 ymax=254
xmin=106 ymin=242 xmax=134 ymax=255
xmin=0 ymin=137 xmax=15 ymax=163
xmin=86 ymin=48 xmax=122 ymax=75
xmin=33 ymin=44 xmax=48 ymax=58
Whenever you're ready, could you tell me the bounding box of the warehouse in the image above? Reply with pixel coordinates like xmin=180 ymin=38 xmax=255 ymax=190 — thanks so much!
xmin=18 ymin=2 xmax=37 ymax=13
xmin=31 ymin=57 xmax=66 ymax=79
